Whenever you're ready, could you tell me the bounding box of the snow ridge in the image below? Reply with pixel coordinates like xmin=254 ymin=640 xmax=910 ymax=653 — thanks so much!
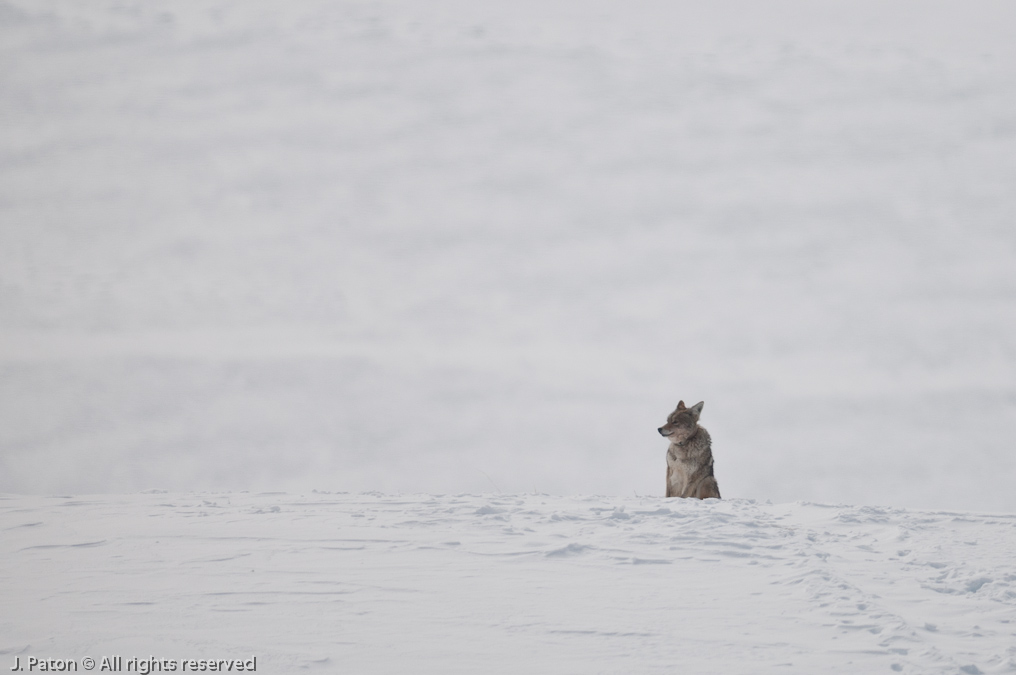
xmin=2 ymin=492 xmax=1014 ymax=673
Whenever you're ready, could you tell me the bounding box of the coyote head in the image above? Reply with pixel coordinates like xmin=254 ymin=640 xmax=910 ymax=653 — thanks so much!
xmin=658 ymin=400 xmax=704 ymax=443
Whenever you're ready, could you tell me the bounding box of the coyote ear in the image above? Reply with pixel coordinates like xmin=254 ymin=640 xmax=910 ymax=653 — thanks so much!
xmin=676 ymin=400 xmax=686 ymax=410
xmin=690 ymin=401 xmax=704 ymax=415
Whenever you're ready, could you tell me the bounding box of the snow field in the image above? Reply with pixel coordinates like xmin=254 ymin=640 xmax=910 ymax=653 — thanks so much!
xmin=2 ymin=492 xmax=1015 ymax=673
xmin=2 ymin=0 xmax=1016 ymax=509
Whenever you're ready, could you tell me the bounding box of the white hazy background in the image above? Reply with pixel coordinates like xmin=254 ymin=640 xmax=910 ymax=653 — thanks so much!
xmin=1 ymin=0 xmax=1015 ymax=511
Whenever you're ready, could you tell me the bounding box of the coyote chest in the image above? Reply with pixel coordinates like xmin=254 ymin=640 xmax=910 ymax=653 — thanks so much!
xmin=658 ymin=401 xmax=721 ymax=500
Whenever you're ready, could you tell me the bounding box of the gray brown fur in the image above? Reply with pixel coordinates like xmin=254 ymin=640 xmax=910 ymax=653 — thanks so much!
xmin=658 ymin=400 xmax=721 ymax=499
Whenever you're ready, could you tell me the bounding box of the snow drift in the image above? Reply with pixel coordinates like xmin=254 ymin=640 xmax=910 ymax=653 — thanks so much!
xmin=3 ymin=492 xmax=1014 ymax=673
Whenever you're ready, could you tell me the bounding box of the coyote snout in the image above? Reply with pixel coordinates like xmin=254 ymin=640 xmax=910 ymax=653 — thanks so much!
xmin=661 ymin=400 xmax=721 ymax=500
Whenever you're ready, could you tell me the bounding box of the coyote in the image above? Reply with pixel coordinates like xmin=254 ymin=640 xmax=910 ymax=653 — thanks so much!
xmin=658 ymin=400 xmax=721 ymax=499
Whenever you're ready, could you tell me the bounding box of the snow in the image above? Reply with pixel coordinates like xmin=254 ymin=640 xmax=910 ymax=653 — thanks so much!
xmin=2 ymin=491 xmax=1015 ymax=673
xmin=2 ymin=0 xmax=1016 ymax=510
xmin=3 ymin=2 xmax=1016 ymax=666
